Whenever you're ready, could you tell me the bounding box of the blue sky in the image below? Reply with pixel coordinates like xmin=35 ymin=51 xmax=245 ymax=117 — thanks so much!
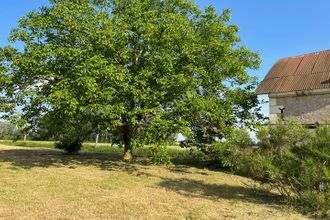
xmin=1 ymin=0 xmax=330 ymax=116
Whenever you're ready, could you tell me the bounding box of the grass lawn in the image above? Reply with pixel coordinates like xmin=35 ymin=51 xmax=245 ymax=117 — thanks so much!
xmin=0 ymin=143 xmax=309 ymax=219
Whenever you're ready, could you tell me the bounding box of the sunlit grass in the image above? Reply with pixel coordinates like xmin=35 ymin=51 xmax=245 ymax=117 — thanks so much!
xmin=0 ymin=144 xmax=308 ymax=219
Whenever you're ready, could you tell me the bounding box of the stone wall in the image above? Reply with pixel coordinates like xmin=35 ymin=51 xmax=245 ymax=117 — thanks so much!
xmin=269 ymin=93 xmax=330 ymax=125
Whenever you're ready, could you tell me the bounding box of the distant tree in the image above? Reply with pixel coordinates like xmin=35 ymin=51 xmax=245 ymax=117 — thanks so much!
xmin=0 ymin=0 xmax=261 ymax=160
xmin=0 ymin=121 xmax=18 ymax=140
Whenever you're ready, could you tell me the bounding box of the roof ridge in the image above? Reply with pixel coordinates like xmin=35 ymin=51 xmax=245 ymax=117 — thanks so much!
xmin=279 ymin=49 xmax=330 ymax=60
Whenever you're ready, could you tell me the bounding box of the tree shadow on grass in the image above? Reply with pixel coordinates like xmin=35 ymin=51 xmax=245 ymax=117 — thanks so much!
xmin=0 ymin=148 xmax=145 ymax=173
xmin=155 ymin=176 xmax=313 ymax=218
xmin=157 ymin=177 xmax=283 ymax=205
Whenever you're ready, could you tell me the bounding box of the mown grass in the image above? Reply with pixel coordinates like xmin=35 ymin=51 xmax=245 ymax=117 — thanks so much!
xmin=0 ymin=140 xmax=56 ymax=149
xmin=0 ymin=144 xmax=309 ymax=220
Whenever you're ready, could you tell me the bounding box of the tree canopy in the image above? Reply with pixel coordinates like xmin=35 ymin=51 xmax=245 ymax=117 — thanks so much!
xmin=0 ymin=0 xmax=262 ymax=160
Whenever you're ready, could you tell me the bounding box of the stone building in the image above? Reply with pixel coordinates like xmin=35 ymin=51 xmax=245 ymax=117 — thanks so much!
xmin=256 ymin=50 xmax=330 ymax=126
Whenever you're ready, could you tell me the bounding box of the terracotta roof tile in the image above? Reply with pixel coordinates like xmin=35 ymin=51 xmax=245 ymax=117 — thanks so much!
xmin=256 ymin=49 xmax=330 ymax=94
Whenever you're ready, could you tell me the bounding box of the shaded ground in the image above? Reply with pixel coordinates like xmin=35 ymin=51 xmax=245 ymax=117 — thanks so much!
xmin=0 ymin=145 xmax=309 ymax=219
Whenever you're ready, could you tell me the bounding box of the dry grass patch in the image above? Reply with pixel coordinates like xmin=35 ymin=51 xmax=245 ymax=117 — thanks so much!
xmin=0 ymin=145 xmax=309 ymax=220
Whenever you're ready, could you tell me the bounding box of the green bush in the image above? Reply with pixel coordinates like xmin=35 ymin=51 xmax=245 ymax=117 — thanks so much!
xmin=208 ymin=122 xmax=329 ymax=217
xmin=257 ymin=120 xmax=312 ymax=155
xmin=211 ymin=142 xmax=241 ymax=169
xmin=226 ymin=128 xmax=255 ymax=149
xmin=55 ymin=139 xmax=82 ymax=154
xmin=209 ymin=128 xmax=255 ymax=169
xmin=148 ymin=145 xmax=172 ymax=166
xmin=254 ymin=123 xmax=329 ymax=217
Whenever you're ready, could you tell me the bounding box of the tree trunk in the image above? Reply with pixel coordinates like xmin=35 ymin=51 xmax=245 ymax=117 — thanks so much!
xmin=23 ymin=134 xmax=27 ymax=142
xmin=95 ymin=133 xmax=99 ymax=147
xmin=123 ymin=142 xmax=133 ymax=162
xmin=122 ymin=120 xmax=133 ymax=162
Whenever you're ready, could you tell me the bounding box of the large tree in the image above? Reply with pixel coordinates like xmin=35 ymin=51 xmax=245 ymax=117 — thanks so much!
xmin=0 ymin=0 xmax=261 ymax=160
